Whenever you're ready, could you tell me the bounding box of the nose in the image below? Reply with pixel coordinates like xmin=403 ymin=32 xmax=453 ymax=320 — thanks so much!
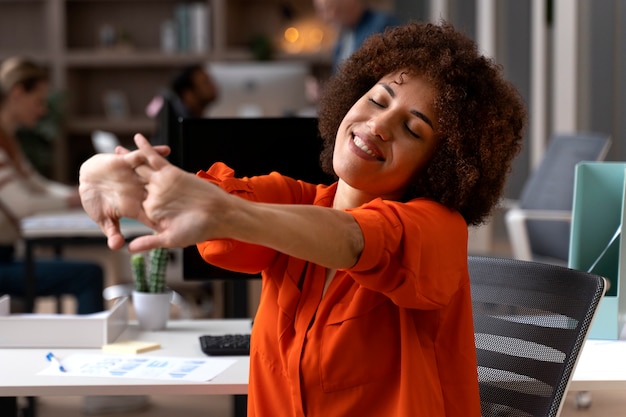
xmin=367 ymin=111 xmax=394 ymax=142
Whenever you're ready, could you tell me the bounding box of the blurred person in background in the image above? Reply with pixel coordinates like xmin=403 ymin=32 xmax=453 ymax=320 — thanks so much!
xmin=148 ymin=63 xmax=219 ymax=148
xmin=0 ymin=56 xmax=104 ymax=315
xmin=307 ymin=0 xmax=400 ymax=104
xmin=314 ymin=0 xmax=400 ymax=72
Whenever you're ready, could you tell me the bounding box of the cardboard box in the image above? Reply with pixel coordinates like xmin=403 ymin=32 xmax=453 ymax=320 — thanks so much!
xmin=0 ymin=295 xmax=129 ymax=348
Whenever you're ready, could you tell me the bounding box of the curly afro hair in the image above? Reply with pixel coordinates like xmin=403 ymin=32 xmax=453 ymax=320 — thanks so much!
xmin=317 ymin=21 xmax=526 ymax=226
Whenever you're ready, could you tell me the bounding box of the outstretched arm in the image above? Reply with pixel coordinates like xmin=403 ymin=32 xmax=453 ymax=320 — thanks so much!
xmin=81 ymin=134 xmax=364 ymax=269
xmin=131 ymin=135 xmax=364 ymax=269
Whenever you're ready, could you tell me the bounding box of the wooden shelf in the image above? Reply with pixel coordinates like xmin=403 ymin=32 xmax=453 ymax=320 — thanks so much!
xmin=65 ymin=50 xmax=213 ymax=67
xmin=66 ymin=117 xmax=155 ymax=136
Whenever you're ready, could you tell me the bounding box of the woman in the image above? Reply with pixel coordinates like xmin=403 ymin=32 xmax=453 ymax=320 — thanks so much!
xmin=0 ymin=57 xmax=104 ymax=315
xmin=79 ymin=22 xmax=526 ymax=417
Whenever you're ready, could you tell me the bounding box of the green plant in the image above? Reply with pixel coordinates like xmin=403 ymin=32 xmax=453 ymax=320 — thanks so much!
xmin=130 ymin=247 xmax=169 ymax=293
xmin=249 ymin=34 xmax=274 ymax=61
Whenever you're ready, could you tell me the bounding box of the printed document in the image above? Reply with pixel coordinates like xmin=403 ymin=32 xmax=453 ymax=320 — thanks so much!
xmin=38 ymin=353 xmax=237 ymax=382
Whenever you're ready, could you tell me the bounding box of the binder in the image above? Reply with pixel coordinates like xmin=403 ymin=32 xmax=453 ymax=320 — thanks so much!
xmin=569 ymin=162 xmax=626 ymax=339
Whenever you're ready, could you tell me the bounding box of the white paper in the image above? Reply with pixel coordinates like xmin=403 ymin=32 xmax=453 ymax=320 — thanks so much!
xmin=38 ymin=353 xmax=237 ymax=382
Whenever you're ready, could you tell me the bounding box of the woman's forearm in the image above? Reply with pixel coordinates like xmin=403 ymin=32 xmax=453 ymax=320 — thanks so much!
xmin=221 ymin=197 xmax=364 ymax=270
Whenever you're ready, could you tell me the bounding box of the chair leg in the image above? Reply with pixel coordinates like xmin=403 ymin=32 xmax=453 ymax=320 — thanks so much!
xmin=56 ymin=295 xmax=63 ymax=314
xmin=18 ymin=397 xmax=37 ymax=417
xmin=575 ymin=391 xmax=592 ymax=409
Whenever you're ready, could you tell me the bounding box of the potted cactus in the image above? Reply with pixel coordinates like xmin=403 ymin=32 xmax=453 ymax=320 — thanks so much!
xmin=131 ymin=247 xmax=169 ymax=294
xmin=130 ymin=248 xmax=171 ymax=331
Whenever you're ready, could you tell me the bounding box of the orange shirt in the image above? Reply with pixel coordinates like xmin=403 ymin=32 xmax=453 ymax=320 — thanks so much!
xmin=197 ymin=163 xmax=480 ymax=417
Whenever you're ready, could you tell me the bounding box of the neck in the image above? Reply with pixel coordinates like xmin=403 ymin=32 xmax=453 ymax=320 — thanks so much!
xmin=333 ymin=180 xmax=375 ymax=210
xmin=0 ymin=109 xmax=18 ymax=137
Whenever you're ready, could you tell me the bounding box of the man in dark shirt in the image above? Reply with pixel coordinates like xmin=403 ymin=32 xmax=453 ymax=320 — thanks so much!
xmin=149 ymin=64 xmax=219 ymax=164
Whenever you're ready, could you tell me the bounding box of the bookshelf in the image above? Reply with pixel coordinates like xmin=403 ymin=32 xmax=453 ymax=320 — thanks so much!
xmin=0 ymin=0 xmax=327 ymax=182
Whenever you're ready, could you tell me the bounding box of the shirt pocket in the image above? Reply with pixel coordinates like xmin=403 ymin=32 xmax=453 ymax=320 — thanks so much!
xmin=319 ymin=291 xmax=401 ymax=392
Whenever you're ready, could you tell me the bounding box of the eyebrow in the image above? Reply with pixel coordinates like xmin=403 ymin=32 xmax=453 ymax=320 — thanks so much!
xmin=379 ymin=83 xmax=434 ymax=130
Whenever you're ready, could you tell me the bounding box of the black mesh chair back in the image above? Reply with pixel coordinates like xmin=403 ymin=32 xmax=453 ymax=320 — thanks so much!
xmin=468 ymin=256 xmax=606 ymax=417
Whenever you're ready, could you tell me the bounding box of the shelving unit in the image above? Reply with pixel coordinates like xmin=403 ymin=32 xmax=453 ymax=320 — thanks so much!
xmin=0 ymin=0 xmax=327 ymax=182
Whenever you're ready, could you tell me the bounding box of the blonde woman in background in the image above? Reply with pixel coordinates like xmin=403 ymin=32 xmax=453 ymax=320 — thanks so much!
xmin=0 ymin=56 xmax=104 ymax=315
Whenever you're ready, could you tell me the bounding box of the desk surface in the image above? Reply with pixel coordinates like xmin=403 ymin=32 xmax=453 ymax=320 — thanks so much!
xmin=2 ymin=320 xmax=626 ymax=396
xmin=0 ymin=319 xmax=251 ymax=397
xmin=569 ymin=339 xmax=626 ymax=391
xmin=21 ymin=210 xmax=152 ymax=239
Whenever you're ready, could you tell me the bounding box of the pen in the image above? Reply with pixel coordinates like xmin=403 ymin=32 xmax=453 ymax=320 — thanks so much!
xmin=46 ymin=352 xmax=66 ymax=373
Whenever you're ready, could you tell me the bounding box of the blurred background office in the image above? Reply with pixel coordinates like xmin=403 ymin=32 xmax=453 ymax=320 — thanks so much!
xmin=0 ymin=1 xmax=624 ymax=416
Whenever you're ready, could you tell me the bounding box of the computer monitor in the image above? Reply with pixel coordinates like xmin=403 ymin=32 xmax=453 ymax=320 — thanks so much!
xmin=206 ymin=61 xmax=312 ymax=118
xmin=152 ymin=92 xmax=186 ymax=167
xmin=179 ymin=116 xmax=334 ymax=284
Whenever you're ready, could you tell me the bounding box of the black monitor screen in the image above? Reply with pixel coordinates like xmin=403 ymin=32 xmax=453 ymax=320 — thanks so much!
xmin=179 ymin=117 xmax=334 ymax=281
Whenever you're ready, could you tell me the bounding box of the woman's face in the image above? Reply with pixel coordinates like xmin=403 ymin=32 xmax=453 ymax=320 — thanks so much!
xmin=12 ymin=81 xmax=49 ymax=128
xmin=333 ymin=71 xmax=439 ymax=201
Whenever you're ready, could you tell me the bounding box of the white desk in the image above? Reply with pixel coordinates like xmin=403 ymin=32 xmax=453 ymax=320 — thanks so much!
xmin=21 ymin=210 xmax=152 ymax=239
xmin=569 ymin=339 xmax=626 ymax=391
xmin=2 ymin=320 xmax=626 ymax=402
xmin=0 ymin=319 xmax=250 ymax=397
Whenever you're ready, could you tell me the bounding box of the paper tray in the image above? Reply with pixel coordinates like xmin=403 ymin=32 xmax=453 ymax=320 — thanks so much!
xmin=0 ymin=295 xmax=129 ymax=348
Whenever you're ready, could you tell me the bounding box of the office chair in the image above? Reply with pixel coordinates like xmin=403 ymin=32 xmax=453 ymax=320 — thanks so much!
xmin=468 ymin=255 xmax=606 ymax=417
xmin=505 ymin=132 xmax=611 ymax=264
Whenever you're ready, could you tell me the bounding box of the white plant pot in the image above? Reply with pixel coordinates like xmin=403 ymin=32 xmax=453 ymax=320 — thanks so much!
xmin=132 ymin=290 xmax=172 ymax=331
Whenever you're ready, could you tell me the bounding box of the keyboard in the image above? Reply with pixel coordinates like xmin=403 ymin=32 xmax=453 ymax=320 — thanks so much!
xmin=199 ymin=334 xmax=251 ymax=356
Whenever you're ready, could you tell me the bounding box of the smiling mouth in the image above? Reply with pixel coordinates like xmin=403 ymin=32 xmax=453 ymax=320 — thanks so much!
xmin=353 ymin=136 xmax=384 ymax=161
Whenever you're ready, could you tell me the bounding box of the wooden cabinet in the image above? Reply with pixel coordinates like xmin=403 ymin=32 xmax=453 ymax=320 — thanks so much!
xmin=0 ymin=0 xmax=326 ymax=182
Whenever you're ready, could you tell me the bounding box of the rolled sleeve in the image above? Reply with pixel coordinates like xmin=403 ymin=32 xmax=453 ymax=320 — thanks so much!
xmin=344 ymin=198 xmax=468 ymax=308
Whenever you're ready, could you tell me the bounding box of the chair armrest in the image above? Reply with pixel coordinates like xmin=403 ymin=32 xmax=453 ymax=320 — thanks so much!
xmin=504 ymin=207 xmax=572 ymax=261
xmin=497 ymin=198 xmax=519 ymax=211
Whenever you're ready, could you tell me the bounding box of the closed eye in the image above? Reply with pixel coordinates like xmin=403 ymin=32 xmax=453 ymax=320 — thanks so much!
xmin=405 ymin=124 xmax=420 ymax=139
xmin=369 ymin=98 xmax=384 ymax=107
